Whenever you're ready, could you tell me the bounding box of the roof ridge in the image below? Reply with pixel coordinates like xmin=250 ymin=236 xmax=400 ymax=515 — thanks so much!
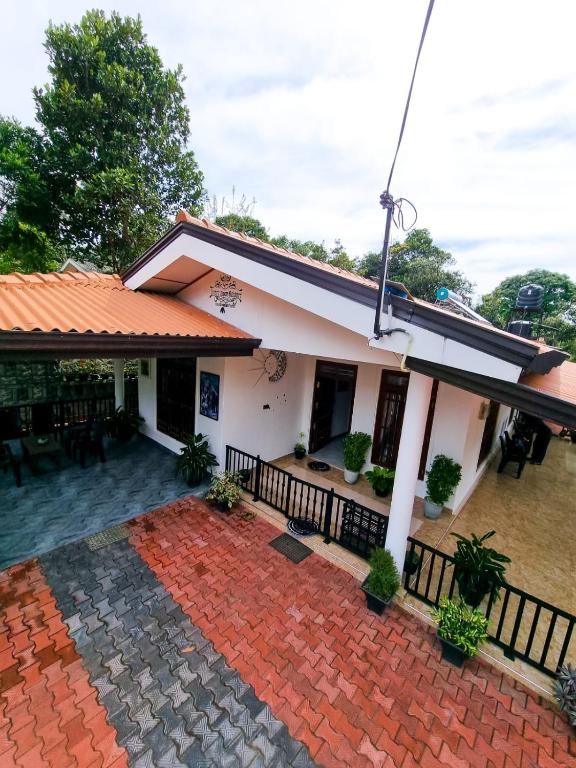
xmin=0 ymin=271 xmax=120 ymax=286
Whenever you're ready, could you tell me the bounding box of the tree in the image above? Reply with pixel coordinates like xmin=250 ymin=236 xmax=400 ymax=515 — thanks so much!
xmin=372 ymin=229 xmax=474 ymax=303
xmin=477 ymin=269 xmax=576 ymax=358
xmin=31 ymin=10 xmax=205 ymax=272
xmin=357 ymin=251 xmax=382 ymax=281
xmin=215 ymin=214 xmax=269 ymax=240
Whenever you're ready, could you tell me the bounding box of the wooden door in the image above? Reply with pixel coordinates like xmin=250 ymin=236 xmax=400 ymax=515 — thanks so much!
xmin=477 ymin=400 xmax=500 ymax=467
xmin=371 ymin=371 xmax=409 ymax=469
xmin=308 ymin=361 xmax=357 ymax=453
xmin=157 ymin=358 xmax=196 ymax=442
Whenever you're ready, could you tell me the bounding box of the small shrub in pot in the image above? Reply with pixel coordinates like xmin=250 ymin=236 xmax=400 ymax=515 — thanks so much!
xmin=365 ymin=466 xmax=395 ymax=497
xmin=424 ymin=454 xmax=462 ymax=519
xmin=553 ymin=664 xmax=576 ymax=729
xmin=451 ymin=529 xmax=511 ymax=608
xmin=431 ymin=597 xmax=488 ymax=667
xmin=361 ymin=547 xmax=400 ymax=615
xmin=205 ymin=471 xmax=242 ymax=512
xmin=294 ymin=432 xmax=306 ymax=460
xmin=176 ymin=433 xmax=218 ymax=487
xmin=343 ymin=431 xmax=372 ymax=484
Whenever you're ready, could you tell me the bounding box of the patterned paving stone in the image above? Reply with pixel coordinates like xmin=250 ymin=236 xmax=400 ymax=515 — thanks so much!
xmin=39 ymin=537 xmax=314 ymax=767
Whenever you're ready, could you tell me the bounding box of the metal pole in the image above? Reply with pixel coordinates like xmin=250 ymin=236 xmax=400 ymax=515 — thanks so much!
xmin=373 ymin=191 xmax=395 ymax=338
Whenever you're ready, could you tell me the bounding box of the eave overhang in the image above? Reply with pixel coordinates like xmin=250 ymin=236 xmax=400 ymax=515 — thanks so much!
xmin=0 ymin=331 xmax=261 ymax=361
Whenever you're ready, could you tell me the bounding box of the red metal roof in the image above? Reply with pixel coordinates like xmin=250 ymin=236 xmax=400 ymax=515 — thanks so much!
xmin=0 ymin=272 xmax=252 ymax=339
xmin=521 ymin=360 xmax=576 ymax=406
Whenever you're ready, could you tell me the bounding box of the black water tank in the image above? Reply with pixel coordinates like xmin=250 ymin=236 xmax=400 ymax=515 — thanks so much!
xmin=516 ymin=284 xmax=544 ymax=311
xmin=507 ymin=320 xmax=533 ymax=338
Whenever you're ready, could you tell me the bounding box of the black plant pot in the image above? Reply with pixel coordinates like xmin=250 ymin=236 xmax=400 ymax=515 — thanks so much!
xmin=374 ymin=486 xmax=391 ymax=498
xmin=238 ymin=469 xmax=251 ymax=484
xmin=215 ymin=500 xmax=230 ymax=513
xmin=403 ymin=552 xmax=421 ymax=576
xmin=438 ymin=635 xmax=467 ymax=667
xmin=186 ymin=471 xmax=205 ymax=488
xmin=294 ymin=448 xmax=306 ymax=460
xmin=360 ymin=577 xmax=391 ymax=616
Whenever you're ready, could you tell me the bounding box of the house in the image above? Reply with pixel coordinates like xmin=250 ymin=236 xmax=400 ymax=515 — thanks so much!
xmin=1 ymin=211 xmax=575 ymax=571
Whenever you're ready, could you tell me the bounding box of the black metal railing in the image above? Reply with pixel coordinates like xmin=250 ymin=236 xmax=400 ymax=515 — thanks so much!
xmin=0 ymin=381 xmax=139 ymax=441
xmin=405 ymin=537 xmax=576 ymax=678
xmin=225 ymin=445 xmax=389 ymax=559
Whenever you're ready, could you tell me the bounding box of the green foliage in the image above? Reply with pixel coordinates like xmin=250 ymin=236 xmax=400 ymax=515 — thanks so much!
xmin=477 ymin=269 xmax=576 ymax=359
xmin=215 ymin=213 xmax=269 ymax=240
xmin=364 ymin=466 xmax=395 ymax=496
xmin=425 ymin=454 xmax=462 ymax=507
xmin=342 ymin=431 xmax=372 ymax=472
xmin=294 ymin=431 xmax=306 ymax=453
xmin=366 ymin=548 xmax=400 ymax=600
xmin=451 ymin=530 xmax=511 ymax=608
xmin=432 ymin=598 xmax=488 ymax=657
xmin=386 ymin=229 xmax=474 ymax=303
xmin=205 ymin=471 xmax=243 ymax=509
xmin=109 ymin=406 xmax=144 ymax=442
xmin=553 ymin=664 xmax=576 ymax=729
xmin=175 ymin=433 xmax=218 ymax=486
xmin=2 ymin=10 xmax=205 ymax=274
xmin=356 ymin=251 xmax=381 ymax=281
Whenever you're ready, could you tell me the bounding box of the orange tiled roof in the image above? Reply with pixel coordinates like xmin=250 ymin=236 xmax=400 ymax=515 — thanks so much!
xmin=0 ymin=271 xmax=252 ymax=338
xmin=175 ymin=210 xmax=386 ymax=292
xmin=521 ymin=360 xmax=576 ymax=405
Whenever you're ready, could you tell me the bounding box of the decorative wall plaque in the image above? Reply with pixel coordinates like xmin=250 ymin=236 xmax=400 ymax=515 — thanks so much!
xmin=209 ymin=274 xmax=242 ymax=313
xmin=249 ymin=349 xmax=288 ymax=385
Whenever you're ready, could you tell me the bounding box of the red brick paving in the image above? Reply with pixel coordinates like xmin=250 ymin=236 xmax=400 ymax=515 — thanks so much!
xmin=130 ymin=498 xmax=576 ymax=768
xmin=0 ymin=560 xmax=127 ymax=768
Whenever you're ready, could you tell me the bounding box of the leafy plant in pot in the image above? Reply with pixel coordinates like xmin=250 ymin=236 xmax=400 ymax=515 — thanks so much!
xmin=205 ymin=471 xmax=242 ymax=513
xmin=343 ymin=431 xmax=372 ymax=484
xmin=109 ymin=407 xmax=144 ymax=442
xmin=175 ymin=433 xmax=218 ymax=487
xmin=365 ymin=466 xmax=395 ymax=497
xmin=424 ymin=454 xmax=462 ymax=519
xmin=553 ymin=663 xmax=576 ymax=729
xmin=361 ymin=548 xmax=400 ymax=615
xmin=431 ymin=597 xmax=488 ymax=667
xmin=294 ymin=432 xmax=307 ymax=460
xmin=451 ymin=530 xmax=511 ymax=608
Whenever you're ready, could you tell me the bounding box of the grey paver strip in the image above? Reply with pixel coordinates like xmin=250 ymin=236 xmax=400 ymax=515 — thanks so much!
xmin=40 ymin=538 xmax=316 ymax=767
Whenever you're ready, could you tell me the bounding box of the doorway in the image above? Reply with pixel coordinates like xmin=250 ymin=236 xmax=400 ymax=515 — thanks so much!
xmin=308 ymin=361 xmax=357 ymax=455
xmin=372 ymin=370 xmax=410 ymax=469
xmin=157 ymin=358 xmax=196 ymax=442
xmin=477 ymin=400 xmax=500 ymax=467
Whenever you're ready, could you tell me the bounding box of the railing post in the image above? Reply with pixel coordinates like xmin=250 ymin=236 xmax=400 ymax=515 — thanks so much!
xmin=253 ymin=455 xmax=262 ymax=502
xmin=284 ymin=475 xmax=292 ymax=518
xmin=225 ymin=445 xmax=230 ymax=472
xmin=323 ymin=488 xmax=334 ymax=544
xmin=504 ymin=594 xmax=526 ymax=661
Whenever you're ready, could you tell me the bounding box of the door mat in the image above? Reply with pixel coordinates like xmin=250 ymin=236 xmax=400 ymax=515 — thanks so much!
xmin=287 ymin=518 xmax=320 ymax=536
xmin=269 ymin=533 xmax=313 ymax=564
xmin=84 ymin=525 xmax=130 ymax=551
xmin=307 ymin=461 xmax=331 ymax=472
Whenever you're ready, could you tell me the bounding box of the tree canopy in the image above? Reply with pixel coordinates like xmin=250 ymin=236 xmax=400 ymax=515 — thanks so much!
xmin=0 ymin=10 xmax=205 ymax=273
xmin=477 ymin=269 xmax=576 ymax=358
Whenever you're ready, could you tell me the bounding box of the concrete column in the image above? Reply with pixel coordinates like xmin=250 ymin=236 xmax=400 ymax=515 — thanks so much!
xmin=386 ymin=371 xmax=433 ymax=572
xmin=113 ymin=358 xmax=125 ymax=410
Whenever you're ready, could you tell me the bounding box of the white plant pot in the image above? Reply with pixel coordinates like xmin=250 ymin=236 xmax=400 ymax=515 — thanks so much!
xmin=424 ymin=498 xmax=443 ymax=519
xmin=344 ymin=469 xmax=359 ymax=484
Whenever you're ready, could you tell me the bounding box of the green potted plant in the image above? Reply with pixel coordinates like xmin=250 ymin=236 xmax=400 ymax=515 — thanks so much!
xmin=205 ymin=471 xmax=242 ymax=513
xmin=109 ymin=407 xmax=144 ymax=442
xmin=431 ymin=597 xmax=488 ymax=667
xmin=424 ymin=454 xmax=462 ymax=519
xmin=294 ymin=432 xmax=307 ymax=460
xmin=365 ymin=466 xmax=395 ymax=497
xmin=451 ymin=530 xmax=511 ymax=608
xmin=553 ymin=664 xmax=576 ymax=729
xmin=360 ymin=547 xmax=400 ymax=615
xmin=175 ymin=433 xmax=218 ymax=487
xmin=343 ymin=431 xmax=372 ymax=484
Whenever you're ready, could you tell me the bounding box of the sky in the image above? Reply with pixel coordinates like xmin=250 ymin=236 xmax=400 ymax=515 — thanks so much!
xmin=1 ymin=0 xmax=575 ymax=297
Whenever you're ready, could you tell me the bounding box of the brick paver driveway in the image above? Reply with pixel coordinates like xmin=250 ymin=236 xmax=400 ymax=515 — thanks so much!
xmin=1 ymin=498 xmax=574 ymax=767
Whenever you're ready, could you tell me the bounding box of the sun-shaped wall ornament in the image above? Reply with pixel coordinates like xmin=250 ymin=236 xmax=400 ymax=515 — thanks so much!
xmin=249 ymin=349 xmax=288 ymax=385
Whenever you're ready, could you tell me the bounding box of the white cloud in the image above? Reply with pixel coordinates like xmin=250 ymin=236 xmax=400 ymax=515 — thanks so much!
xmin=1 ymin=0 xmax=575 ymax=295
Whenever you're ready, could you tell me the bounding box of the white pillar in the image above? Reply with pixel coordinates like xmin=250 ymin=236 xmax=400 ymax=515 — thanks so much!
xmin=387 ymin=371 xmax=433 ymax=572
xmin=114 ymin=358 xmax=125 ymax=410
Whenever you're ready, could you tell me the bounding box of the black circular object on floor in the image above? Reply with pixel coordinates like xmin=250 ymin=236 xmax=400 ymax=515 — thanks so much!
xmin=287 ymin=518 xmax=320 ymax=536
xmin=307 ymin=461 xmax=331 ymax=472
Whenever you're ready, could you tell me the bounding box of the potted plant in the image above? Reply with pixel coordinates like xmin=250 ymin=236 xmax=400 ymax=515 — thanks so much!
xmin=109 ymin=407 xmax=144 ymax=442
xmin=294 ymin=432 xmax=307 ymax=460
xmin=424 ymin=454 xmax=462 ymax=519
xmin=451 ymin=530 xmax=511 ymax=608
xmin=431 ymin=597 xmax=488 ymax=667
xmin=343 ymin=431 xmax=372 ymax=484
xmin=365 ymin=466 xmax=395 ymax=497
xmin=205 ymin=471 xmax=242 ymax=513
xmin=175 ymin=433 xmax=218 ymax=487
xmin=360 ymin=547 xmax=400 ymax=615
xmin=553 ymin=664 xmax=576 ymax=729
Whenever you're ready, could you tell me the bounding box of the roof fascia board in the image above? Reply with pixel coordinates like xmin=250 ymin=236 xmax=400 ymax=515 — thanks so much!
xmin=407 ymin=357 xmax=576 ymax=427
xmin=0 ymin=331 xmax=261 ymax=360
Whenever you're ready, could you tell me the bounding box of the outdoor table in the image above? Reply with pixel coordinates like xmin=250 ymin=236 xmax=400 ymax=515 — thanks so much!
xmin=21 ymin=434 xmax=64 ymax=475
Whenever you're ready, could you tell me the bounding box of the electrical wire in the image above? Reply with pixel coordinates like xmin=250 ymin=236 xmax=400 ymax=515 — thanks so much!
xmin=385 ymin=0 xmax=436 ymax=193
